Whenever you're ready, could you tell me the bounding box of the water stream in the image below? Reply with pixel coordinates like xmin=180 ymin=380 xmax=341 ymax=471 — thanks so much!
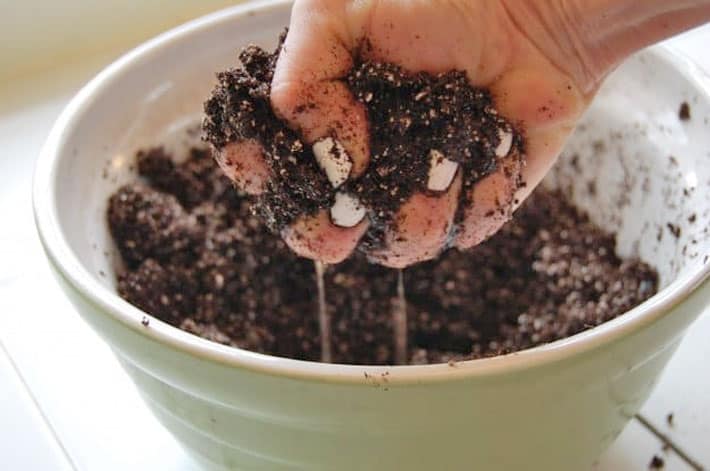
xmin=314 ymin=261 xmax=408 ymax=364
xmin=314 ymin=260 xmax=332 ymax=363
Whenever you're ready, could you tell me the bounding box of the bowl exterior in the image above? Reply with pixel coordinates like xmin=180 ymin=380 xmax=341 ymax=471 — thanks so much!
xmin=47 ymin=255 xmax=709 ymax=470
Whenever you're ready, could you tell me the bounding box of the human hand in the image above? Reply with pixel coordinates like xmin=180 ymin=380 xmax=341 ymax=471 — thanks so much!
xmin=218 ymin=0 xmax=710 ymax=267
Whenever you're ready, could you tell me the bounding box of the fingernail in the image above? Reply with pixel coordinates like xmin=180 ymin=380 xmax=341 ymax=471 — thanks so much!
xmin=312 ymin=137 xmax=352 ymax=188
xmin=427 ymin=149 xmax=458 ymax=192
xmin=495 ymin=128 xmax=513 ymax=158
xmin=330 ymin=192 xmax=366 ymax=228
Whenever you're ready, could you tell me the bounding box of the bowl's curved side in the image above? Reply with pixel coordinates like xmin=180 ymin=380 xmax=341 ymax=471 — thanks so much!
xmin=45 ymin=252 xmax=709 ymax=470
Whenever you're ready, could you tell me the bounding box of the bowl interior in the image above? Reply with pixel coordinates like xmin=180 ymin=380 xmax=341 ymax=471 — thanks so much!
xmin=48 ymin=3 xmax=710 ymax=339
xmin=549 ymin=56 xmax=710 ymax=288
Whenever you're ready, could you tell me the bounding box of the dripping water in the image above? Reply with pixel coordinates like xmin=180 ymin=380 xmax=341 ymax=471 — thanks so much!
xmin=314 ymin=260 xmax=332 ymax=363
xmin=393 ymin=269 xmax=408 ymax=364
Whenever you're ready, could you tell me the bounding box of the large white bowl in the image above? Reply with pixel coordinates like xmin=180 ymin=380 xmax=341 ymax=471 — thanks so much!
xmin=33 ymin=1 xmax=710 ymax=469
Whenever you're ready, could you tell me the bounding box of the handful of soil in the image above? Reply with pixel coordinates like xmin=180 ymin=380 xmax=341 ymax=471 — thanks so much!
xmin=202 ymin=33 xmax=524 ymax=252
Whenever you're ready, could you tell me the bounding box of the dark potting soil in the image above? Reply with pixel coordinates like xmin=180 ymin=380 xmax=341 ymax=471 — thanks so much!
xmin=108 ymin=146 xmax=658 ymax=365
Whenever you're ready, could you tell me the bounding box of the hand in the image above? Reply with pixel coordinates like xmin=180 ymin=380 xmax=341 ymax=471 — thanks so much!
xmin=220 ymin=0 xmax=710 ymax=267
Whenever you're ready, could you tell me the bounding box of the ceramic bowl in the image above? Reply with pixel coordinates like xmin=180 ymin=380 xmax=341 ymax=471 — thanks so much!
xmin=33 ymin=1 xmax=710 ymax=469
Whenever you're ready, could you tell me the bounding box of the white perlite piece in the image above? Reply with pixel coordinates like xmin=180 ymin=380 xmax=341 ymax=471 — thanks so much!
xmin=330 ymin=192 xmax=366 ymax=227
xmin=427 ymin=149 xmax=459 ymax=192
xmin=312 ymin=137 xmax=352 ymax=188
xmin=495 ymin=128 xmax=513 ymax=158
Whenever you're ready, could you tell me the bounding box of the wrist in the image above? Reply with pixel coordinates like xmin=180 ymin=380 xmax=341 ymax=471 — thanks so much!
xmin=502 ymin=0 xmax=710 ymax=92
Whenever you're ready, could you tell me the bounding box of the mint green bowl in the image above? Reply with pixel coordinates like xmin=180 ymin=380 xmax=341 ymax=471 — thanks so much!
xmin=33 ymin=1 xmax=710 ymax=469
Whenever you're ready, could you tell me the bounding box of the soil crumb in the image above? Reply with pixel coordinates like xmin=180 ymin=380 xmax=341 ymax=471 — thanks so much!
xmin=678 ymin=101 xmax=691 ymax=121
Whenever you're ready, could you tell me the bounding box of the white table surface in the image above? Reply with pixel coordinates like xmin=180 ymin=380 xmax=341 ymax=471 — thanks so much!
xmin=1 ymin=12 xmax=708 ymax=471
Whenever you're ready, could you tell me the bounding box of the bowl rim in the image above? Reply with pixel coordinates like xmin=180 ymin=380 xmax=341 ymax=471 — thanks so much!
xmin=33 ymin=0 xmax=710 ymax=385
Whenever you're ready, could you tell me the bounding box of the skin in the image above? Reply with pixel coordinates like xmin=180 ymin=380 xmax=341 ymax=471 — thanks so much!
xmin=222 ymin=0 xmax=710 ymax=267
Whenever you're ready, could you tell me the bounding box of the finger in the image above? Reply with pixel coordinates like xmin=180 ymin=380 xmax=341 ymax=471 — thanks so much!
xmin=489 ymin=65 xmax=588 ymax=202
xmin=452 ymin=66 xmax=589 ymax=248
xmin=454 ymin=154 xmax=522 ymax=250
xmin=454 ymin=126 xmax=571 ymax=249
xmin=514 ymin=124 xmax=576 ymax=203
xmin=367 ymin=174 xmax=462 ymax=268
xmin=282 ymin=210 xmax=369 ymax=264
xmin=215 ymin=139 xmax=271 ymax=195
xmin=272 ymin=80 xmax=370 ymax=176
xmin=271 ymin=1 xmax=370 ymax=175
